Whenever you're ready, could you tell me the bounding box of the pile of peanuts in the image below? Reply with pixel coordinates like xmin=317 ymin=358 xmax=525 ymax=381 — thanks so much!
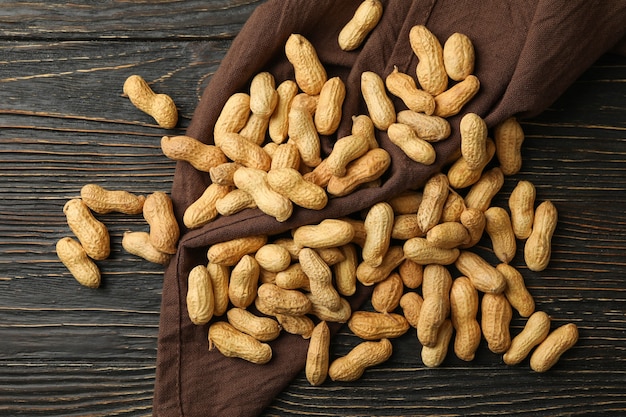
xmin=56 ymin=0 xmax=578 ymax=385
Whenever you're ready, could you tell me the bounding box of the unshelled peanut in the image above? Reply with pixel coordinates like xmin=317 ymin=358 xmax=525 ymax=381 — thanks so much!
xmin=56 ymin=236 xmax=101 ymax=288
xmin=161 ymin=135 xmax=227 ymax=172
xmin=503 ymin=311 xmax=551 ymax=366
xmin=524 ymin=200 xmax=558 ymax=272
xmin=442 ymin=32 xmax=475 ymax=81
xmin=121 ymin=231 xmax=172 ymax=265
xmin=123 ymin=74 xmax=177 ymax=129
xmin=306 ymin=321 xmax=331 ymax=386
xmin=285 ymin=34 xmax=327 ymax=95
xmin=409 ymin=25 xmax=448 ymax=95
xmin=80 ymin=183 xmax=145 ymax=215
xmin=329 ymin=338 xmax=392 ymax=382
xmin=338 ymin=0 xmax=383 ymax=51
xmin=186 ymin=265 xmax=214 ymax=325
xmin=63 ymin=198 xmax=110 ymax=261
xmin=208 ymin=321 xmax=272 ymax=364
xmin=529 ymin=323 xmax=578 ymax=372
xmin=142 ymin=191 xmax=179 ymax=255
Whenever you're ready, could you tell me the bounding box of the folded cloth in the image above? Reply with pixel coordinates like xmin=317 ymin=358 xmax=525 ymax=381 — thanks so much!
xmin=153 ymin=1 xmax=626 ymax=416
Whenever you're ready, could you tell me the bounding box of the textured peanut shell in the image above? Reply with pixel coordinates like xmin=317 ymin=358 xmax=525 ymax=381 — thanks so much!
xmin=421 ymin=319 xmax=453 ymax=367
xmin=484 ymin=206 xmax=517 ymax=264
xmin=305 ymin=321 xmax=331 ymax=386
xmin=218 ymin=132 xmax=272 ymax=171
xmin=186 ymin=265 xmax=214 ymax=325
xmin=464 ymin=167 xmax=505 ymax=212
xmin=371 ymin=272 xmax=403 ymax=313
xmin=314 ymin=76 xmax=346 ymax=135
xmin=233 ymin=167 xmax=293 ymax=222
xmin=325 ymin=134 xmax=370 ymax=177
xmin=215 ymin=189 xmax=257 ymax=217
xmin=385 ymin=66 xmax=435 ymax=115
xmin=481 ymin=293 xmax=513 ymax=354
xmin=183 ymin=183 xmax=232 ymax=229
xmin=122 ymin=231 xmax=172 ymax=265
xmin=329 ymin=338 xmax=392 ymax=382
xmin=362 ymin=202 xmax=394 ymax=267
xmin=285 ymin=34 xmax=327 ymax=95
xmin=227 ymin=307 xmax=281 ymax=342
xmin=213 ymin=92 xmax=250 ymax=144
xmin=442 ymin=32 xmax=475 ymax=81
xmin=356 ymin=245 xmax=405 ymax=286
xmin=498 ymin=263 xmax=535 ymax=317
xmin=327 ymin=148 xmax=390 ymax=196
xmin=293 ymin=219 xmax=355 ymax=249
xmin=266 ymin=167 xmax=327 ymax=210
xmin=299 ymin=248 xmax=342 ymax=312
xmin=450 ymin=276 xmax=481 ymax=361
xmin=455 ymin=250 xmax=506 ymax=294
xmin=348 ymin=311 xmax=410 ymax=340
xmin=387 ymin=122 xmax=436 ymax=165
xmin=524 ymin=200 xmax=558 ymax=271
xmin=360 ymin=71 xmax=396 ymax=130
xmin=418 ymin=264 xmax=452 ymax=347
xmin=530 ymin=323 xmax=578 ymax=372
xmin=228 ymin=255 xmax=260 ymax=309
xmin=460 ymin=112 xmax=489 ymax=170
xmin=351 ymin=114 xmax=379 ymax=149
xmin=269 ymin=80 xmax=298 ymax=144
xmin=434 ymin=74 xmax=480 ymax=118
xmin=254 ymin=244 xmax=291 ymax=273
xmin=409 ymin=25 xmax=448 ymax=95
xmin=417 ymin=173 xmax=449 ymax=233
xmin=249 ymin=71 xmax=278 ymax=118
xmin=160 ymin=135 xmax=227 ymax=172
xmin=494 ymin=117 xmax=525 ymax=176
xmin=333 ymin=244 xmax=358 ymax=296
xmin=123 ymin=74 xmax=178 ymax=129
xmin=256 ymin=283 xmax=312 ymax=316
xmin=207 ymin=262 xmax=230 ymax=317
xmin=56 ymin=236 xmax=101 ymax=288
xmin=508 ymin=180 xmax=536 ymax=240
xmin=503 ymin=311 xmax=551 ymax=366
xmin=288 ymin=106 xmax=322 ymax=167
xmin=208 ymin=321 xmax=272 ymax=365
xmin=80 ymin=183 xmax=145 ymax=215
xmin=63 ymin=198 xmax=110 ymax=261
xmin=207 ymin=235 xmax=267 ymax=266
xmin=396 ymin=110 xmax=450 ymax=142
xmin=337 ymin=0 xmax=383 ymax=51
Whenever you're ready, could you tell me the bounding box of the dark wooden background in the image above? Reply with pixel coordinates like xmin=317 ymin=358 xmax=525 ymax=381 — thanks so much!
xmin=1 ymin=1 xmax=625 ymax=416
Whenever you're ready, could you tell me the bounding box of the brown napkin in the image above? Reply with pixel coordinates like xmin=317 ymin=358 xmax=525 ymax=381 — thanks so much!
xmin=153 ymin=1 xmax=626 ymax=416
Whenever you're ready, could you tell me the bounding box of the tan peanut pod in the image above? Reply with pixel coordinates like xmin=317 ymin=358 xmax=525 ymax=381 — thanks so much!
xmin=351 ymin=114 xmax=379 ymax=149
xmin=391 ymin=214 xmax=423 ymax=240
xmin=249 ymin=71 xmax=278 ymax=118
xmin=122 ymin=231 xmax=172 ymax=265
xmin=409 ymin=25 xmax=448 ymax=96
xmin=398 ymin=258 xmax=423 ymax=289
xmin=396 ymin=110 xmax=451 ymax=142
xmin=233 ymin=167 xmax=293 ymax=222
xmin=302 ymin=158 xmax=333 ymax=188
xmin=356 ymin=245 xmax=405 ymax=286
xmin=270 ymin=143 xmax=301 ymax=171
xmin=285 ymin=34 xmax=327 ymax=95
xmin=207 ymin=235 xmax=267 ymax=266
xmin=530 ymin=323 xmax=579 ymax=372
xmin=524 ymin=200 xmax=558 ymax=272
xmin=460 ymin=112 xmax=489 ymax=170
xmin=217 ymin=132 xmax=271 ymax=171
xmin=293 ymin=219 xmax=355 ymax=249
xmin=360 ymin=71 xmax=396 ymax=130
xmin=503 ymin=311 xmax=551 ymax=366
xmin=213 ymin=92 xmax=251 ymax=145
xmin=263 ymin=141 xmax=279 ymax=158
xmin=80 ymin=184 xmax=145 ymax=215
xmin=228 ymin=254 xmax=260 ymax=309
xmin=459 ymin=208 xmax=486 ymax=248
xmin=288 ymin=106 xmax=322 ymax=167
xmin=254 ymin=244 xmax=292 ymax=273
xmin=440 ymin=191 xmax=466 ymax=223
xmin=417 ymin=264 xmax=452 ymax=347
xmin=443 ymin=32 xmax=475 ymax=81
xmin=455 ymin=250 xmax=506 ymax=294
xmin=291 ymin=93 xmax=319 ymax=115
xmin=314 ymin=77 xmax=346 ymax=135
xmin=275 ymin=263 xmax=310 ymax=291
xmin=426 ymin=221 xmax=471 ymax=249
xmin=329 ymin=338 xmax=392 ymax=381
xmin=417 ymin=173 xmax=449 ymax=233
xmin=183 ymin=183 xmax=232 ymax=229
xmin=266 ymin=167 xmax=328 ymax=210
xmin=142 ymin=192 xmax=179 ymax=255
xmin=497 ymin=263 xmax=535 ymax=317
xmin=299 ymin=248 xmax=342 ymax=312
xmin=207 ymin=262 xmax=230 ymax=316
xmin=208 ymin=321 xmax=272 ymax=365
xmin=259 ymin=268 xmax=277 ymax=285
xmin=238 ymin=113 xmax=270 ymax=146
xmin=385 ymin=66 xmax=435 ymax=114
xmin=306 ymin=292 xmax=352 ymax=323
xmin=450 ymin=276 xmax=481 ymax=361
xmin=494 ymin=116 xmax=525 ymax=176
xmin=327 ymin=147 xmax=391 ymax=196
xmin=447 ymin=138 xmax=496 ymax=189
xmin=209 ymin=162 xmax=241 ymax=187
xmin=387 ymin=123 xmax=436 ymax=165
xmin=338 ymin=0 xmax=383 ymax=50
xmin=316 ymin=247 xmax=346 ymax=266
xmin=400 ymin=291 xmax=423 ymax=328
xmin=273 ymin=237 xmax=303 ymax=261
xmin=433 ymin=74 xmax=480 ymax=118
xmin=160 ymin=135 xmax=227 ymax=173
xmin=269 ymin=80 xmax=298 ymax=144
xmin=123 ymin=74 xmax=178 ymax=129
xmin=348 ymin=311 xmax=410 ymax=340
xmin=326 ymin=134 xmax=370 ymax=177
xmin=333 ymin=244 xmax=358 ymax=296
xmin=484 ymin=206 xmax=517 ymax=264
xmin=371 ymin=272 xmax=404 ymax=313
xmin=227 ymin=307 xmax=281 ymax=342
xmin=256 ymin=283 xmax=312 ymax=316
xmin=464 ymin=167 xmax=505 ymax=212
xmin=186 ymin=265 xmax=214 ymax=325
xmin=421 ymin=319 xmax=453 ymax=368
xmin=362 ymin=202 xmax=394 ymax=267
xmin=341 ymin=217 xmax=367 ymax=247
xmin=276 ymin=313 xmax=315 ymax=339
xmin=388 ymin=190 xmax=423 ymax=214
xmin=403 ymin=237 xmax=460 ymax=265
xmin=63 ymin=198 xmax=110 ymax=260
xmin=306 ymin=321 xmax=331 ymax=386
xmin=481 ymin=293 xmax=513 ymax=354
xmin=56 ymin=236 xmax=101 ymax=288
xmin=215 ymin=189 xmax=257 ymax=216
xmin=508 ymin=180 xmax=536 ymax=240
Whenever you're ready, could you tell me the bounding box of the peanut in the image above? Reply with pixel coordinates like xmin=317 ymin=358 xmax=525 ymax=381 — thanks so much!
xmin=433 ymin=74 xmax=480 ymax=118
xmin=455 ymin=250 xmax=506 ymax=294
xmin=256 ymin=283 xmax=312 ymax=316
xmin=351 ymin=114 xmax=379 ymax=149
xmin=215 ymin=189 xmax=257 ymax=216
xmin=207 ymin=262 xmax=230 ymax=317
xmin=362 ymin=202 xmax=394 ymax=267
xmin=524 ymin=200 xmax=558 ymax=272
xmin=391 ymin=214 xmax=423 ymax=240
xmin=503 ymin=311 xmax=551 ymax=366
xmin=291 ymin=92 xmax=319 ymax=115
xmin=285 ymin=34 xmax=327 ymax=95
xmin=239 ymin=113 xmax=270 ymax=146
xmin=266 ymin=167 xmax=328 ymax=210
xmin=293 ymin=219 xmax=355 ymax=249
xmin=450 ymin=276 xmax=481 ymax=361
xmin=396 ymin=110 xmax=450 ymax=142
xmin=299 ymin=247 xmax=342 ymax=312
xmin=328 ymin=338 xmax=392 ymax=382
xmin=233 ymin=167 xmax=293 ymax=222
xmin=417 ymin=173 xmax=449 ymax=233
xmin=306 ymin=321 xmax=331 ymax=386
xmin=227 ymin=307 xmax=281 ymax=342
xmin=494 ymin=117 xmax=525 ymax=176
xmin=337 ymin=0 xmax=383 ymax=51
xmin=440 ymin=191 xmax=466 ymax=223
xmin=325 ymin=134 xmax=370 ymax=177
xmin=63 ymin=198 xmax=110 ymax=260
xmin=207 ymin=235 xmax=267 ymax=266
xmin=306 ymin=292 xmax=352 ymax=323
xmin=398 ymin=258 xmax=423 ymax=289
xmin=360 ymin=71 xmax=396 ymax=130
xmin=447 ymin=138 xmax=496 ymax=189
xmin=228 ymin=254 xmax=260 ymax=309
xmin=464 ymin=167 xmax=504 ymax=212
xmin=123 ymin=74 xmax=177 ymax=129
xmin=459 ymin=207 xmax=486 ymax=248
xmin=421 ymin=319 xmax=453 ymax=368
xmin=409 ymin=25 xmax=448 ymax=96
xmin=417 ymin=264 xmax=452 ymax=347
xmin=385 ymin=66 xmax=435 ymax=115
xmin=160 ymin=135 xmax=227 ymax=172
xmin=249 ymin=71 xmax=278 ymax=118
xmin=80 ymin=183 xmax=145 ymax=215
xmin=333 ymin=244 xmax=358 ymax=296
xmin=121 ymin=231 xmax=172 ymax=265
xmin=387 ymin=122 xmax=436 ymax=165
xmin=497 ymin=263 xmax=535 ymax=317
xmin=403 ymin=237 xmax=460 ymax=265
xmin=276 ymin=313 xmax=315 ymax=338
xmin=326 ymin=147 xmax=391 ymax=196
xmin=400 ymin=291 xmax=423 ymax=328
xmin=275 ymin=264 xmax=310 ymax=291
xmin=356 ymin=245 xmax=405 ymax=286
xmin=56 ymin=236 xmax=101 ymax=288
xmin=270 ymin=142 xmax=301 ymax=171
xmin=208 ymin=321 xmax=272 ymax=364
xmin=288 ymin=106 xmax=322 ymax=167
xmin=183 ymin=183 xmax=232 ymax=229
xmin=269 ymin=80 xmax=298 ymax=144
xmin=302 ymin=158 xmax=334 ymax=188
xmin=481 ymin=293 xmax=513 ymax=354
xmin=314 ymin=76 xmax=346 ymax=135
xmin=508 ymin=180 xmax=536 ymax=240
xmin=214 ymin=92 xmax=250 ymax=145
xmin=388 ymin=190 xmax=423 ymax=215
xmin=209 ymin=162 xmax=241 ymax=187
xmin=186 ymin=265 xmax=214 ymax=325
xmin=426 ymin=221 xmax=471 ymax=249
xmin=348 ymin=311 xmax=410 ymax=340
xmin=529 ymin=323 xmax=578 ymax=372
xmin=442 ymin=32 xmax=475 ymax=81
xmin=371 ymin=272 xmax=404 ymax=313
xmin=217 ymin=132 xmax=272 ymax=171
xmin=460 ymin=112 xmax=489 ymax=170
xmin=484 ymin=206 xmax=517 ymax=264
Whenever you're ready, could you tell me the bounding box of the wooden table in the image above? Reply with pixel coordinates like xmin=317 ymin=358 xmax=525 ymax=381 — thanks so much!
xmin=1 ymin=2 xmax=625 ymax=416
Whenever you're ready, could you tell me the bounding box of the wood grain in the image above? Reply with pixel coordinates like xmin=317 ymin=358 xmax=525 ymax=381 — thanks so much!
xmin=1 ymin=1 xmax=625 ymax=416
